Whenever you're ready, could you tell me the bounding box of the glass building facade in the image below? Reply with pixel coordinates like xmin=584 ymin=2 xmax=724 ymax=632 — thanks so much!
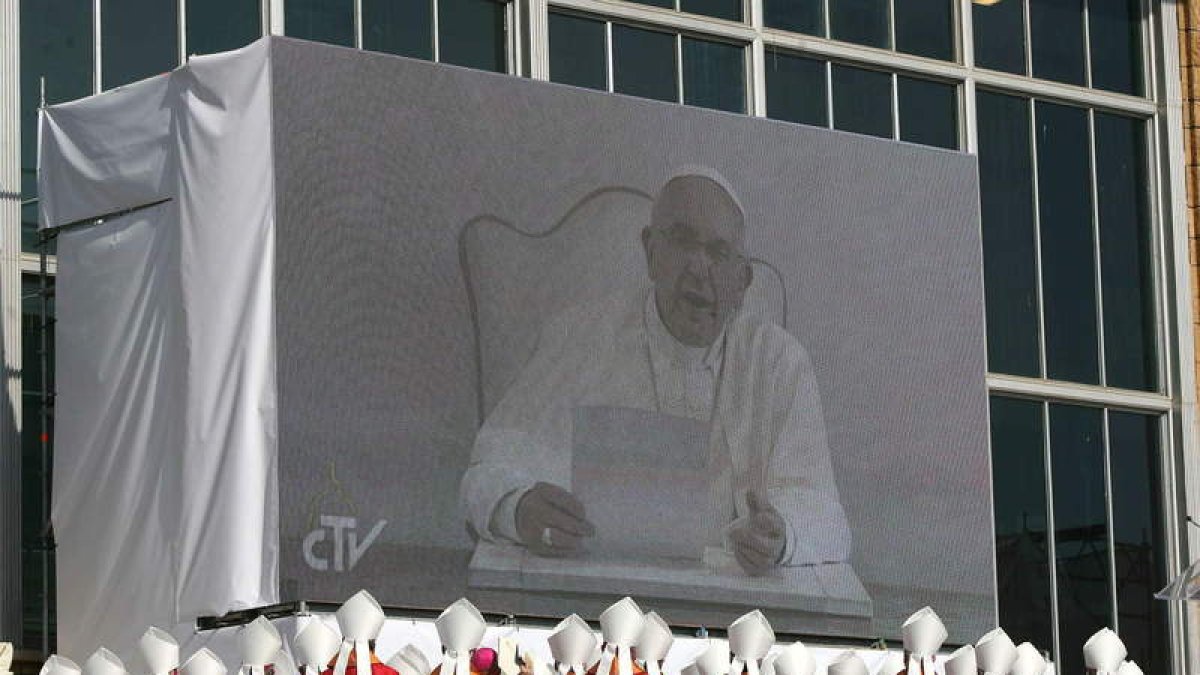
xmin=1 ymin=0 xmax=1195 ymax=671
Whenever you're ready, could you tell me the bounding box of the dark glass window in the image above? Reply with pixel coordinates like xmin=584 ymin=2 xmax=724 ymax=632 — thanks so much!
xmin=627 ymin=0 xmax=674 ymax=9
xmin=894 ymin=0 xmax=953 ymax=61
xmin=102 ymin=0 xmax=178 ymax=88
xmin=831 ymin=64 xmax=891 ymax=139
xmin=990 ymin=396 xmax=1054 ymax=649
xmin=1108 ymin=412 xmax=1168 ymax=675
xmin=364 ymin=0 xmax=434 ymax=60
xmin=613 ymin=25 xmax=678 ymax=103
xmin=829 ymin=0 xmax=889 ymax=48
xmin=21 ymin=276 xmax=56 ymax=650
xmin=764 ymin=0 xmax=822 ymax=35
xmin=977 ymin=91 xmax=1038 ymax=376
xmin=1089 ymin=0 xmax=1143 ymax=95
xmin=973 ymin=0 xmax=1025 ymax=75
xmin=681 ymin=0 xmax=742 ymax=22
xmin=187 ymin=0 xmax=261 ymax=57
xmin=285 ymin=0 xmax=354 ymax=46
xmin=1030 ymin=0 xmax=1086 ymax=86
xmin=20 ymin=0 xmax=92 ymax=250
xmin=765 ymin=49 xmax=827 ymax=127
xmin=1037 ymin=102 xmax=1098 ymax=384
xmin=1095 ymin=113 xmax=1156 ymax=391
xmin=1049 ymin=404 xmax=1109 ymax=675
xmin=549 ymin=13 xmax=606 ymax=91
xmin=439 ymin=0 xmax=506 ymax=72
xmin=897 ymin=76 xmax=957 ymax=150
xmin=682 ymin=38 xmax=745 ymax=113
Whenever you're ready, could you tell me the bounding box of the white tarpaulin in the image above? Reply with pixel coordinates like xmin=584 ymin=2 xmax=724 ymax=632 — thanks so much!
xmin=43 ymin=38 xmax=278 ymax=659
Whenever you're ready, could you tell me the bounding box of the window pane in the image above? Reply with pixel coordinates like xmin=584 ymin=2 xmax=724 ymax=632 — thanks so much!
xmin=990 ymin=397 xmax=1054 ymax=649
xmin=764 ymin=0 xmax=822 ymax=35
xmin=894 ymin=0 xmax=953 ymax=61
xmin=1089 ymin=0 xmax=1142 ymax=95
xmin=187 ymin=0 xmax=260 ymax=56
xmin=21 ymin=276 xmax=56 ymax=650
xmin=548 ymin=13 xmax=606 ymax=91
xmin=364 ymin=0 xmax=433 ymax=59
xmin=681 ymin=0 xmax=742 ymax=22
xmin=1108 ymin=412 xmax=1168 ymax=675
xmin=978 ymin=92 xmax=1038 ymax=376
xmin=1095 ymin=113 xmax=1156 ymax=391
xmin=682 ymin=38 xmax=745 ymax=113
xmin=897 ymin=76 xmax=957 ymax=149
xmin=285 ymin=0 xmax=354 ymax=46
xmin=102 ymin=0 xmax=178 ymax=88
xmin=973 ymin=0 xmax=1025 ymax=75
xmin=831 ymin=65 xmax=891 ymax=138
xmin=613 ymin=25 xmax=677 ymax=103
xmin=1030 ymin=0 xmax=1086 ymax=86
xmin=20 ymin=0 xmax=92 ymax=249
xmin=1049 ymin=404 xmax=1110 ymax=675
xmin=439 ymin=0 xmax=506 ymax=72
xmin=1037 ymin=102 xmax=1098 ymax=383
xmin=765 ymin=49 xmax=827 ymax=127
xmin=830 ymin=0 xmax=888 ymax=49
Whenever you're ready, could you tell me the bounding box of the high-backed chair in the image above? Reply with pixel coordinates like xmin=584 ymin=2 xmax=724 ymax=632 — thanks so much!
xmin=459 ymin=185 xmax=787 ymax=423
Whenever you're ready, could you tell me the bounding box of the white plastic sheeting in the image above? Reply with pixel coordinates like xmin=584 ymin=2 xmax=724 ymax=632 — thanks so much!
xmin=43 ymin=38 xmax=278 ymax=659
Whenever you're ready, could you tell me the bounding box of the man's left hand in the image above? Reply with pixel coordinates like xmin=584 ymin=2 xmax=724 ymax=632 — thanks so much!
xmin=728 ymin=489 xmax=786 ymax=576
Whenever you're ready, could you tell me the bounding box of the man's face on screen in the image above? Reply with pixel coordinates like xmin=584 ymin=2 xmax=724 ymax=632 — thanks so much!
xmin=643 ymin=175 xmax=752 ymax=348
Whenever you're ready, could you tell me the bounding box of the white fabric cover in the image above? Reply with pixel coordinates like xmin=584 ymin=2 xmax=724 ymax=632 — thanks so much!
xmin=44 ymin=37 xmax=278 ymax=660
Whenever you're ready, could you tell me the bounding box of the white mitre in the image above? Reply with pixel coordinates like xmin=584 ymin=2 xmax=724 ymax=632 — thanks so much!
xmin=597 ymin=599 xmax=644 ymax=675
xmin=140 ymin=627 xmax=180 ymax=675
xmin=1010 ymin=644 xmax=1044 ymax=675
xmin=240 ymin=616 xmax=283 ymax=675
xmin=549 ymin=615 xmax=598 ymax=675
xmin=976 ymin=629 xmax=1017 ymax=675
xmin=876 ymin=653 xmax=903 ymax=675
xmin=295 ymin=619 xmax=341 ymax=675
xmin=826 ymin=652 xmax=867 ymax=675
xmin=694 ymin=640 xmax=730 ymax=675
xmin=1082 ymin=629 xmax=1126 ymax=675
xmin=181 ymin=650 xmax=226 ymax=675
xmin=436 ymin=599 xmax=487 ymax=675
xmin=944 ymin=646 xmax=976 ymax=675
xmin=388 ymin=646 xmax=431 ymax=675
xmin=901 ymin=607 xmax=947 ymax=675
xmin=635 ymin=612 xmax=672 ymax=675
xmin=330 ymin=591 xmax=387 ymax=675
xmin=41 ymin=655 xmax=82 ymax=675
xmin=0 ymin=642 xmax=12 ymax=675
xmin=769 ymin=643 xmax=813 ymax=675
xmin=1115 ymin=662 xmax=1142 ymax=675
xmin=728 ymin=611 xmax=774 ymax=675
xmin=83 ymin=649 xmax=127 ymax=675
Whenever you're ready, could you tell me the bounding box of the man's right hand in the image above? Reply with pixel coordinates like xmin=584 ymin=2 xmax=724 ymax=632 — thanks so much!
xmin=514 ymin=482 xmax=596 ymax=556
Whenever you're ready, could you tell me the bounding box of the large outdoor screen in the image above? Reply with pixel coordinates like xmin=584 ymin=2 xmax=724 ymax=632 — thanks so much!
xmin=273 ymin=38 xmax=995 ymax=642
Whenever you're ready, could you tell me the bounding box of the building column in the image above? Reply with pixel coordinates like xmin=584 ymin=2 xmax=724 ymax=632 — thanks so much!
xmin=0 ymin=0 xmax=23 ymax=648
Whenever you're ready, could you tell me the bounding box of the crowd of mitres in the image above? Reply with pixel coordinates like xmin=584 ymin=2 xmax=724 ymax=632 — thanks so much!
xmin=23 ymin=593 xmax=1143 ymax=675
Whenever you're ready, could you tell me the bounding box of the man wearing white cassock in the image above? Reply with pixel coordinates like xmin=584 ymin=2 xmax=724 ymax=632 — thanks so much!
xmin=459 ymin=168 xmax=851 ymax=575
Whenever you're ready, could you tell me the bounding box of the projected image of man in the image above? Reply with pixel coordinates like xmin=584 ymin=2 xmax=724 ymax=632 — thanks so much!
xmin=460 ymin=169 xmax=851 ymax=575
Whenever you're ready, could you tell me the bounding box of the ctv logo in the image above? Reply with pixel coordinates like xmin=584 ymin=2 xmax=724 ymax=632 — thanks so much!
xmin=303 ymin=515 xmax=387 ymax=572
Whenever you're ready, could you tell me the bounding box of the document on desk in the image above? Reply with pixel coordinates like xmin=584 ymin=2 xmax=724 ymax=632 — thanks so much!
xmin=571 ymin=405 xmax=724 ymax=561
